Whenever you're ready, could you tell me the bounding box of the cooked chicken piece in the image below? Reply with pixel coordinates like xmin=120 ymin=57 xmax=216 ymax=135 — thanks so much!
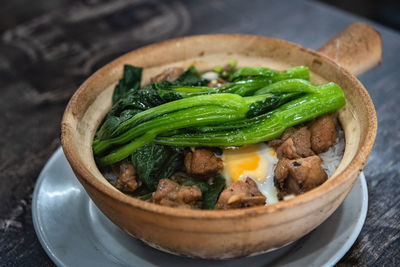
xmin=276 ymin=127 xmax=314 ymax=159
xmin=150 ymin=67 xmax=184 ymax=83
xmin=153 ymin=178 xmax=202 ymax=209
xmin=268 ymin=127 xmax=297 ymax=148
xmin=184 ymin=147 xmax=223 ymax=177
xmin=274 ymin=155 xmax=327 ymax=198
xmin=276 ymin=138 xmax=299 ymax=160
xmin=115 ymin=161 xmax=141 ymax=192
xmin=215 ymin=177 xmax=266 ymax=209
xmin=310 ymin=114 xmax=337 ymax=154
xmin=291 ymin=127 xmax=315 ymax=157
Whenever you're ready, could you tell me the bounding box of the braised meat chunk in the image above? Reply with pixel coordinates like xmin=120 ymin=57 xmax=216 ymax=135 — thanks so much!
xmin=115 ymin=162 xmax=141 ymax=192
xmin=153 ymin=178 xmax=202 ymax=209
xmin=310 ymin=114 xmax=337 ymax=154
xmin=268 ymin=127 xmax=297 ymax=148
xmin=215 ymin=177 xmax=266 ymax=209
xmin=184 ymin=147 xmax=223 ymax=177
xmin=275 ymin=127 xmax=314 ymax=159
xmin=150 ymin=67 xmax=184 ymax=83
xmin=274 ymin=156 xmax=327 ymax=198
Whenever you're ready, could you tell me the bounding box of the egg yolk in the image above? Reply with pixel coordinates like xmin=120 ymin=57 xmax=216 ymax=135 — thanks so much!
xmin=222 ymin=144 xmax=268 ymax=183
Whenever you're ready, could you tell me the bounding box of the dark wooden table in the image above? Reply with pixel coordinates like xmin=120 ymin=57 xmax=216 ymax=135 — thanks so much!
xmin=0 ymin=0 xmax=399 ymax=266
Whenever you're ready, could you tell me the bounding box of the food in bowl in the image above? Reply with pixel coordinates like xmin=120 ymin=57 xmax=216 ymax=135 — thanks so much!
xmin=92 ymin=61 xmax=346 ymax=210
xmin=61 ymin=31 xmax=379 ymax=258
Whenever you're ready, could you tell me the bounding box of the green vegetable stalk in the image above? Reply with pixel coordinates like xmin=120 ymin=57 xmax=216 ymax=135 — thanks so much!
xmin=94 ymin=106 xmax=241 ymax=155
xmin=154 ymin=83 xmax=345 ymax=147
xmin=95 ymin=93 xmax=297 ymax=164
xmin=230 ymin=65 xmax=309 ymax=81
xmin=110 ymin=93 xmax=250 ymax=137
xmin=168 ymin=66 xmax=310 ymax=96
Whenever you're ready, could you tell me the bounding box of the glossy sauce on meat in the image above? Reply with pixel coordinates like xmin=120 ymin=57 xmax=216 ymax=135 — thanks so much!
xmin=215 ymin=177 xmax=266 ymax=209
xmin=270 ymin=114 xmax=338 ymax=199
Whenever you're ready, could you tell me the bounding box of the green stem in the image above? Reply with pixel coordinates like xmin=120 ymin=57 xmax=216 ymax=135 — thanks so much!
xmin=154 ymin=84 xmax=345 ymax=147
xmin=111 ymin=93 xmax=248 ymax=137
xmin=94 ymin=93 xmax=282 ymax=156
xmin=230 ymin=65 xmax=309 ymax=81
xmin=168 ymin=66 xmax=310 ymax=97
xmin=254 ymin=79 xmax=323 ymax=95
xmin=97 ymin=132 xmax=157 ymax=166
xmin=93 ymin=106 xmax=243 ymax=155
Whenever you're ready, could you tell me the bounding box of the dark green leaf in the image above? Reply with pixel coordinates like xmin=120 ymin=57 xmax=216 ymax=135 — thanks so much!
xmin=139 ymin=192 xmax=153 ymax=200
xmin=246 ymin=92 xmax=303 ymax=117
xmin=173 ymin=172 xmax=209 ymax=192
xmin=112 ymin=65 xmax=142 ymax=104
xmin=202 ymin=174 xmax=226 ymax=210
xmin=96 ymin=116 xmax=124 ymax=140
xmin=181 ymin=180 xmax=209 ymax=194
xmin=172 ymin=172 xmax=225 ymax=209
xmin=127 ymin=185 xmax=153 ymax=200
xmin=173 ymin=66 xmax=208 ymax=86
xmin=97 ymin=88 xmax=183 ymax=140
xmin=96 ymin=109 xmax=141 ymax=141
xmin=131 ymin=143 xmax=184 ymax=191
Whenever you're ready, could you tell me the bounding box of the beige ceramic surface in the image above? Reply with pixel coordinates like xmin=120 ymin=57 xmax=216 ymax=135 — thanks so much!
xmin=61 ymin=23 xmax=379 ymax=259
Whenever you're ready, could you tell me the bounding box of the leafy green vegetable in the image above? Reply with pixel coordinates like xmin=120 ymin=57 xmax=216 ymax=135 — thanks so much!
xmin=97 ymin=88 xmax=183 ymax=140
xmin=95 ymin=93 xmax=298 ymax=164
xmin=173 ymin=66 xmax=208 ymax=86
xmin=93 ymin=92 xmax=297 ymax=156
xmin=230 ymin=65 xmax=309 ymax=82
xmin=141 ymin=66 xmax=207 ymax=92
xmin=129 ymin=186 xmax=153 ymax=199
xmin=254 ymin=78 xmax=322 ymax=95
xmin=112 ymin=65 xmax=142 ymax=104
xmin=95 ymin=79 xmax=344 ymax=164
xmin=178 ymin=178 xmax=210 ymax=194
xmin=202 ymin=174 xmax=226 ymax=210
xmin=97 ymin=65 xmax=208 ymax=141
xmin=93 ymin=63 xmax=348 ymax=210
xmin=167 ymin=66 xmax=310 ymax=97
xmin=246 ymin=92 xmax=303 ymax=117
xmin=131 ymin=143 xmax=184 ymax=191
xmin=95 ymin=64 xmax=345 ymax=187
xmin=154 ymin=83 xmax=346 ymax=147
xmin=94 ymin=105 xmax=241 ymax=155
xmin=109 ymin=93 xmax=252 ymax=138
xmin=96 ymin=115 xmax=132 ymax=141
xmin=173 ymin=172 xmax=226 ymax=209
xmin=139 ymin=193 xmax=153 ymax=201
xmin=168 ymin=112 xmax=272 ymax=135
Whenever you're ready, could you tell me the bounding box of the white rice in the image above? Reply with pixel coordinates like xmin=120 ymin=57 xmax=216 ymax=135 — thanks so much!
xmin=201 ymin=71 xmax=219 ymax=81
xmin=319 ymin=127 xmax=345 ymax=177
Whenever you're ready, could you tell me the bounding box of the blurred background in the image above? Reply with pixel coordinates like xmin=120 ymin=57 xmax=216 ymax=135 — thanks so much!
xmin=317 ymin=0 xmax=400 ymax=31
xmin=1 ymin=0 xmax=399 ymax=33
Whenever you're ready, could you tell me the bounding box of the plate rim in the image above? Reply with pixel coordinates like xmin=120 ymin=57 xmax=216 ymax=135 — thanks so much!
xmin=32 ymin=147 xmax=368 ymax=267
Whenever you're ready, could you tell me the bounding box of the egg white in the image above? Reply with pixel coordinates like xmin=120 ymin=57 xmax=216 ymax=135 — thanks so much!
xmin=220 ymin=143 xmax=279 ymax=204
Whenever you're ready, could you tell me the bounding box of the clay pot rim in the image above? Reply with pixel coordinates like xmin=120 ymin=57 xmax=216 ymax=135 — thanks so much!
xmin=61 ymin=34 xmax=377 ymax=220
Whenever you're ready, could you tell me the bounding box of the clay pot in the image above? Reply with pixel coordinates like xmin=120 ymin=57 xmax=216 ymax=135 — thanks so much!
xmin=61 ymin=22 xmax=380 ymax=259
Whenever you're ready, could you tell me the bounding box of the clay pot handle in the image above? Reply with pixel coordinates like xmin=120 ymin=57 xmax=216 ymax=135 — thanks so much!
xmin=318 ymin=22 xmax=382 ymax=76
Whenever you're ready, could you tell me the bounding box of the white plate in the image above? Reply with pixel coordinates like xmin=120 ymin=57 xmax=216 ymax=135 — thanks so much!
xmin=32 ymin=147 xmax=368 ymax=267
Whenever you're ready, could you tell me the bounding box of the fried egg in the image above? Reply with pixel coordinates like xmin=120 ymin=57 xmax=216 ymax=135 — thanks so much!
xmin=221 ymin=143 xmax=279 ymax=204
